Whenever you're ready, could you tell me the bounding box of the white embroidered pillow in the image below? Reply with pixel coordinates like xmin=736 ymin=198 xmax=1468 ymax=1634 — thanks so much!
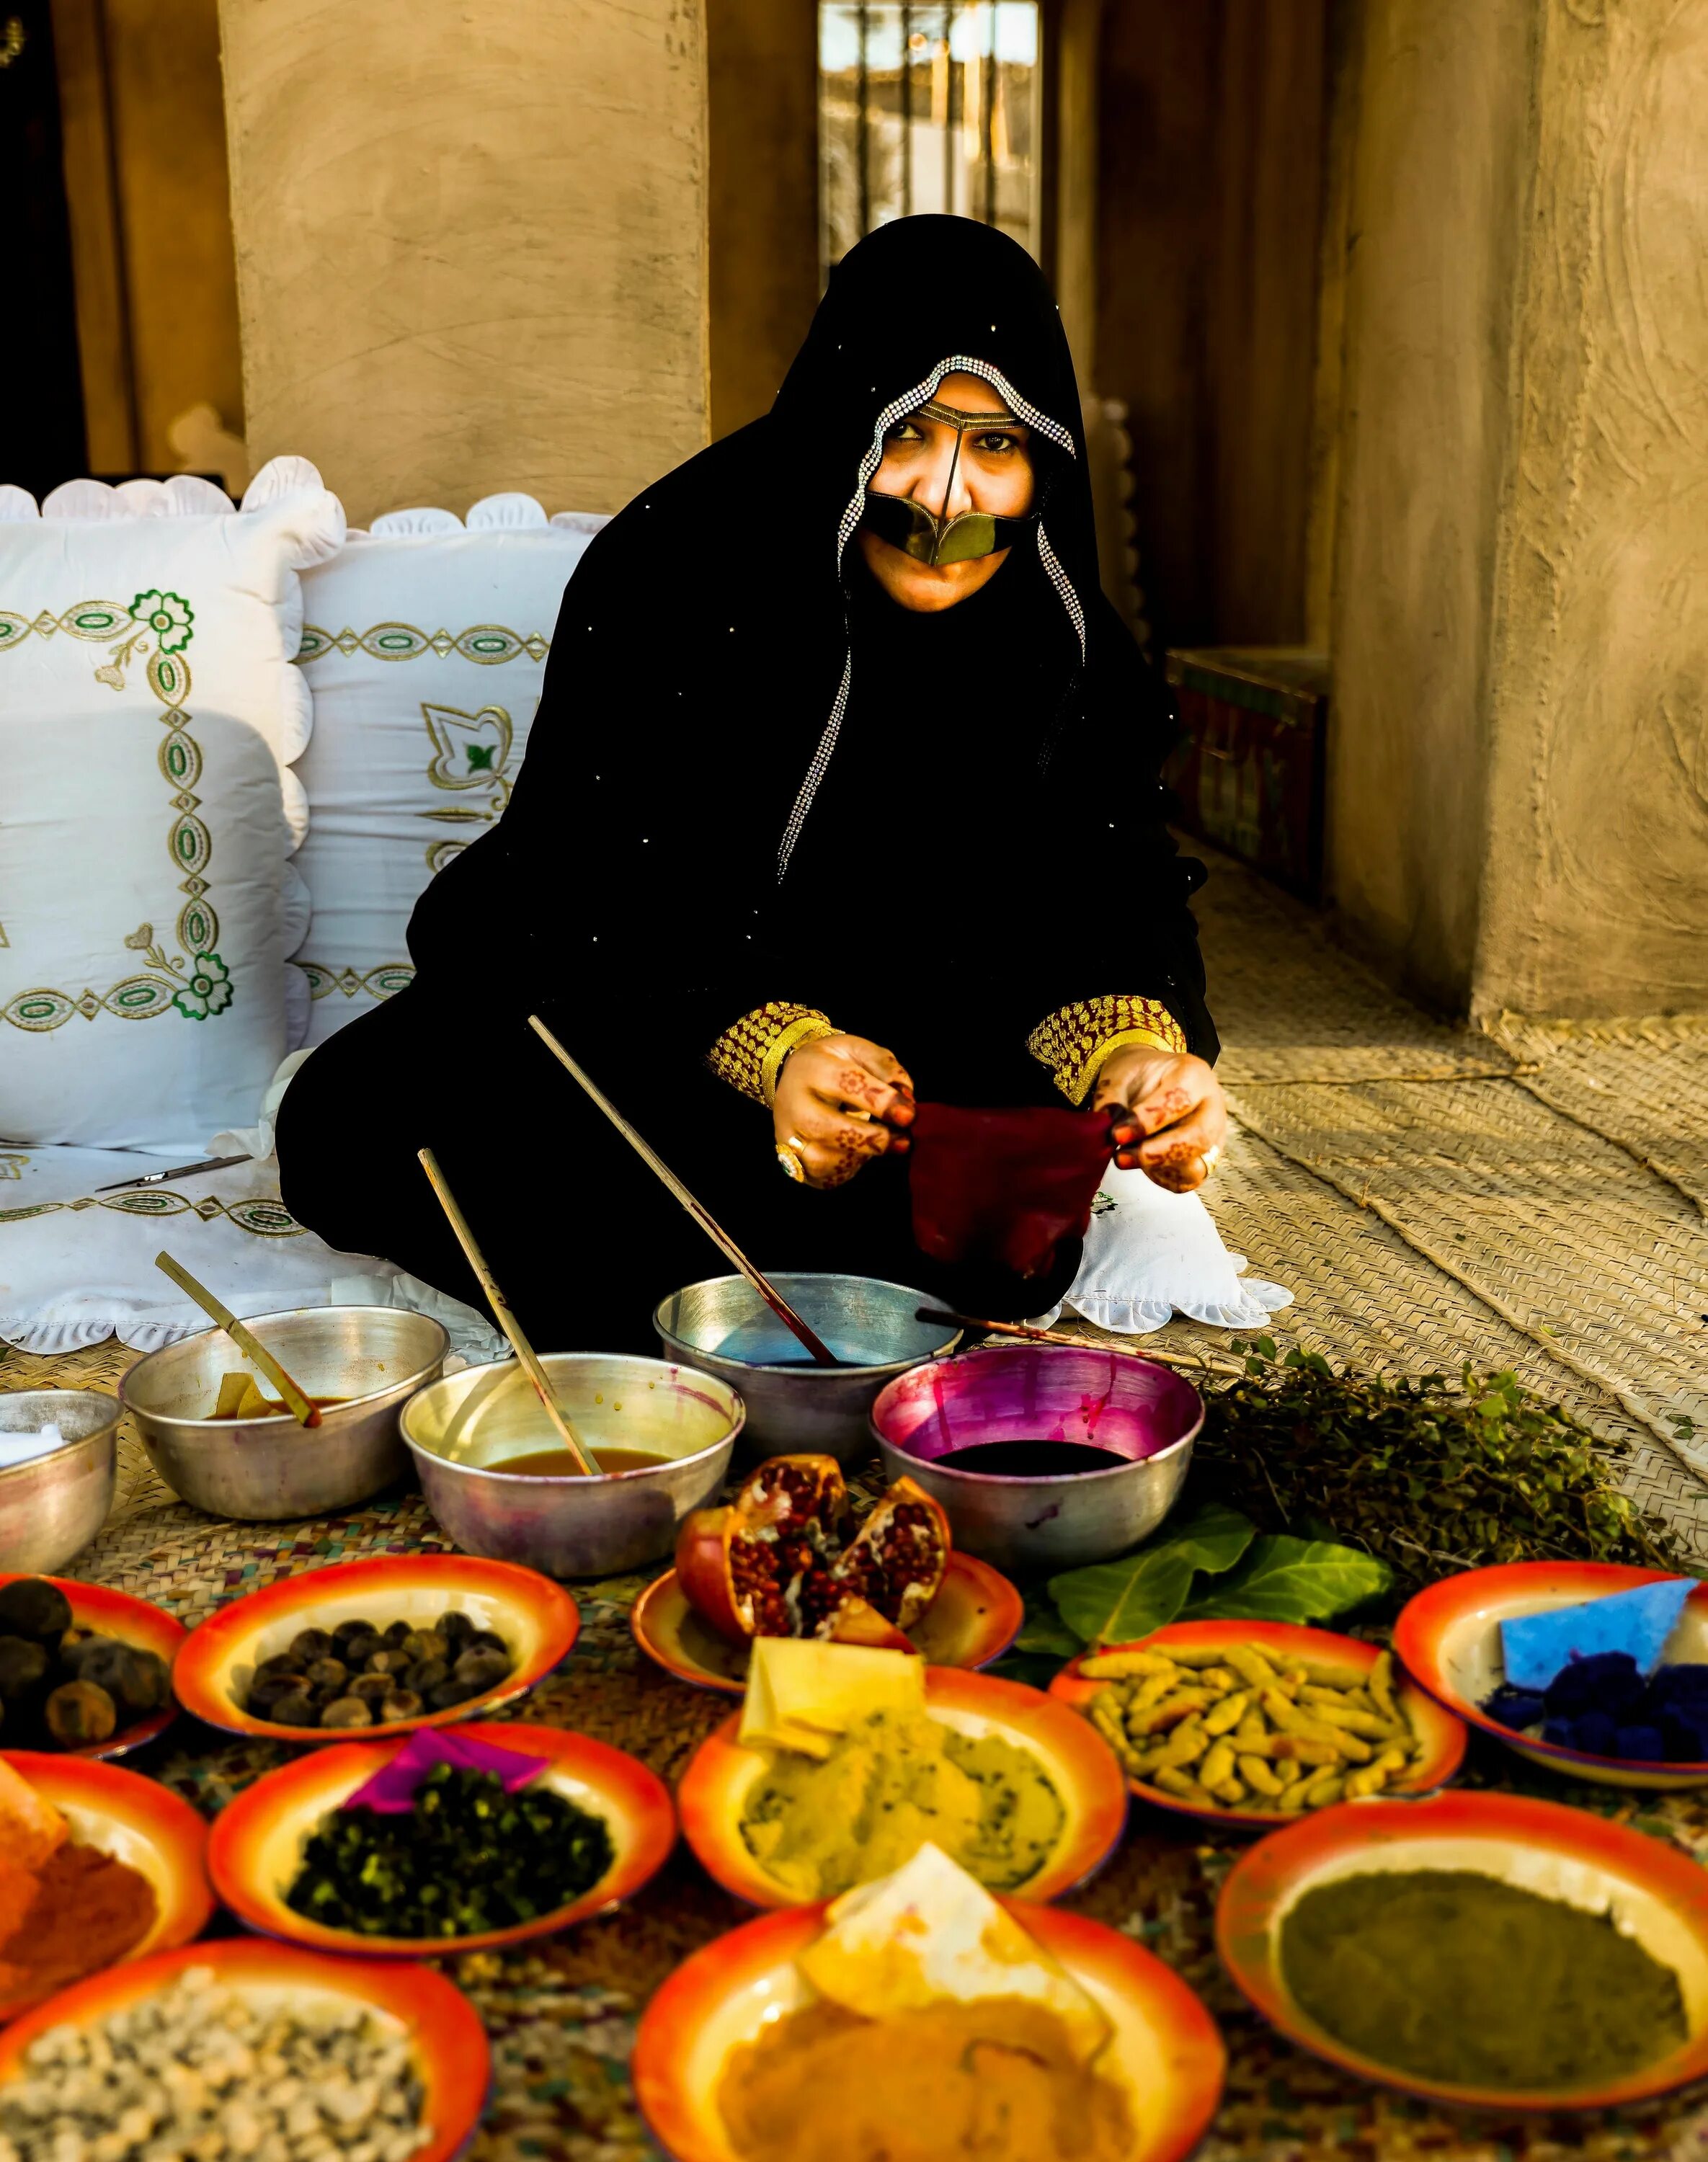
xmin=290 ymin=495 xmax=604 ymax=1044
xmin=0 ymin=1140 xmax=499 ymax=1361
xmin=0 ymin=463 xmax=344 ymax=1149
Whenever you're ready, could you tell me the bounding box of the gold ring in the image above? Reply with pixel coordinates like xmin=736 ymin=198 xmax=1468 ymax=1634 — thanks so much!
xmin=776 ymin=1139 xmax=806 ymax=1183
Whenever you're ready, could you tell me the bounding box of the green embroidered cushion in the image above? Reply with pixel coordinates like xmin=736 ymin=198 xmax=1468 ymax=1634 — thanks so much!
xmin=0 ymin=462 xmax=344 ymax=1149
xmin=290 ymin=493 xmax=603 ymax=1044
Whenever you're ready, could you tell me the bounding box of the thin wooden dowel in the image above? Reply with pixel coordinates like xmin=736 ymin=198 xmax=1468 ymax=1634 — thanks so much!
xmin=527 ymin=1014 xmax=839 ymax=1367
xmin=416 ymin=1147 xmax=597 ymax=1474
xmin=915 ymin=1305 xmax=1247 ymax=1379
xmin=915 ymin=1305 xmax=1091 ymax=1352
xmin=156 ymin=1251 xmax=320 ymax=1426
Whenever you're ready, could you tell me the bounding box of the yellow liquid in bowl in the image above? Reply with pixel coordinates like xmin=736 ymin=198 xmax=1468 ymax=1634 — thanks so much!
xmin=495 ymin=1446 xmax=668 ymax=1477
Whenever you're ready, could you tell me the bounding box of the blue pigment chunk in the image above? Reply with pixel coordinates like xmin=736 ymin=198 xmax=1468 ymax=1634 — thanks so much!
xmin=1566 ymin=1709 xmax=1619 ymax=1757
xmin=1660 ymin=1711 xmax=1708 ymax=1762
xmin=1544 ymin=1651 xmax=1644 ymax=1720
xmin=1615 ymin=1725 xmax=1666 ymax=1761
xmin=1500 ymin=1580 xmax=1694 ymax=1691
xmin=1480 ymin=1686 xmax=1547 ymax=1732
xmin=1652 ymin=1664 xmax=1708 ymax=1704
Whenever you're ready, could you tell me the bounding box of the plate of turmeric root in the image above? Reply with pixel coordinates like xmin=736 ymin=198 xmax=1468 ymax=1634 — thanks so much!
xmin=1050 ymin=1621 xmax=1466 ymax=1831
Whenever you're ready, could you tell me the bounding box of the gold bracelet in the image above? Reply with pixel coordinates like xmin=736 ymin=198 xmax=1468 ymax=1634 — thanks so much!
xmin=762 ymin=1015 xmax=838 ymax=1108
xmin=706 ymin=1004 xmax=836 ymax=1106
xmin=1027 ymin=996 xmax=1187 ymax=1105
xmin=1079 ymin=1027 xmax=1180 ymax=1104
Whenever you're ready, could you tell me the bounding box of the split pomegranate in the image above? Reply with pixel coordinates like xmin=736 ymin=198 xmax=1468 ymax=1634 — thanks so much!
xmin=675 ymin=1453 xmax=951 ymax=1647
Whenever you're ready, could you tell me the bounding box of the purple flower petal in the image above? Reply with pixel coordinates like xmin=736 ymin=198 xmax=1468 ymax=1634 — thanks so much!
xmin=343 ymin=1728 xmax=546 ymax=1812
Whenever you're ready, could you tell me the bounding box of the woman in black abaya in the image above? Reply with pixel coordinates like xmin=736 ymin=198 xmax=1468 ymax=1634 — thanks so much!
xmin=277 ymin=218 xmax=1227 ymax=1349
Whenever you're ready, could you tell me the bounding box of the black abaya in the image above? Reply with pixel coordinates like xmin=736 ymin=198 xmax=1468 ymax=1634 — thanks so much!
xmin=277 ymin=218 xmax=1215 ymax=1350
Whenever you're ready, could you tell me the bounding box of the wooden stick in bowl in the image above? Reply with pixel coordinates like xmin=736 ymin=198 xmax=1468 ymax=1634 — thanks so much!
xmin=154 ymin=1251 xmax=320 ymax=1427
xmin=415 ymin=1148 xmax=597 ymax=1476
xmin=526 ymin=1013 xmax=839 ymax=1367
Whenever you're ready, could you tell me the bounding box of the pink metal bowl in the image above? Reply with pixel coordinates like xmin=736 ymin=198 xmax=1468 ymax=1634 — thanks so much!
xmin=870 ymin=1343 xmax=1204 ymax=1573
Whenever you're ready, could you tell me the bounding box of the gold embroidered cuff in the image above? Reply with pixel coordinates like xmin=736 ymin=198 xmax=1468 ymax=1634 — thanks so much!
xmin=706 ymin=1003 xmax=837 ymax=1107
xmin=1027 ymin=996 xmax=1187 ymax=1106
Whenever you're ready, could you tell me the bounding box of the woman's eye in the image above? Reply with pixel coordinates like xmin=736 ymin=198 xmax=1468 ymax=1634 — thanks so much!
xmin=974 ymin=432 xmax=1020 ymax=455
xmin=887 ymin=421 xmax=925 ymax=445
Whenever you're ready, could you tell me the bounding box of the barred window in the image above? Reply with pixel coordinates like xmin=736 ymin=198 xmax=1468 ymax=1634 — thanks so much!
xmin=819 ymin=3 xmax=1043 ymax=277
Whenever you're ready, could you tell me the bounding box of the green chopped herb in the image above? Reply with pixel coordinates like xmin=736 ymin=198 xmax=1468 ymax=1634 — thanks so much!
xmin=286 ymin=1761 xmax=615 ymax=1938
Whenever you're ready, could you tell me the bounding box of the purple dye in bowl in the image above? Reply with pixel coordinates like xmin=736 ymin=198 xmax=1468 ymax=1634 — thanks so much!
xmin=873 ymin=1343 xmax=1198 ymax=1472
xmin=933 ymin=1441 xmax=1131 ymax=1478
xmin=869 ymin=1344 xmax=1204 ymax=1570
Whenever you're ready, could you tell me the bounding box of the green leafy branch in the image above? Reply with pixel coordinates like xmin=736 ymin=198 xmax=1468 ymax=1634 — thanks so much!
xmin=995 ymin=1348 xmax=1691 ymax=1683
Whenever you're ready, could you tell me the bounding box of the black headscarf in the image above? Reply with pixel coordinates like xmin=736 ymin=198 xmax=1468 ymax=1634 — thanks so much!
xmin=407 ymin=215 xmax=1215 ymax=1080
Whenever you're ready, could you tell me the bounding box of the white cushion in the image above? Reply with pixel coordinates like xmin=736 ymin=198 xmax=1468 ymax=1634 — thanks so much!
xmin=0 ymin=1141 xmax=501 ymax=1361
xmin=0 ymin=461 xmax=344 ymax=1149
xmin=290 ymin=495 xmax=604 ymax=1044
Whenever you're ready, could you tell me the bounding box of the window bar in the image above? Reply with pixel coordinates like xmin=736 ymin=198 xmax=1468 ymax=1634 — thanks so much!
xmin=981 ymin=0 xmax=997 ymax=225
xmin=900 ymin=3 xmax=913 ymax=218
xmin=856 ymin=0 xmax=871 ymax=239
xmin=942 ymin=3 xmax=956 ymax=217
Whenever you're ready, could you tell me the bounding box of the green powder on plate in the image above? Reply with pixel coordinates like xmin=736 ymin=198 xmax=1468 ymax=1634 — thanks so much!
xmin=1280 ymin=1869 xmax=1688 ymax=2092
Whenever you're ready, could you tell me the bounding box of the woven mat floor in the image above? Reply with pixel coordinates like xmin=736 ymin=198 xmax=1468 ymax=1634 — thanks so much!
xmin=8 ymin=850 xmax=1708 ymax=2157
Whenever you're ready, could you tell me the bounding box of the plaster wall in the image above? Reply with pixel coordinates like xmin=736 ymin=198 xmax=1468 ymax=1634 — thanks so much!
xmin=1324 ymin=0 xmax=1535 ymax=1010
xmin=1475 ymin=1 xmax=1708 ymax=1017
xmin=218 ymin=0 xmax=709 ymax=526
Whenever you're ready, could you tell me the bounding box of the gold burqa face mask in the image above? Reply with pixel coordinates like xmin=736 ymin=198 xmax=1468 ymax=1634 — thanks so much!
xmin=860 ymin=397 xmax=1039 ymax=567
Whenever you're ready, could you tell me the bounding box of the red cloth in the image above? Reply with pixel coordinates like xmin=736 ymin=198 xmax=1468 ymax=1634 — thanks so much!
xmin=907 ymin=1103 xmax=1113 ymax=1283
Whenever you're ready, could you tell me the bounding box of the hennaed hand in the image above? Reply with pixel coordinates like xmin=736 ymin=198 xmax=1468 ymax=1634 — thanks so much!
xmin=773 ymin=1034 xmax=916 ymax=1190
xmin=1092 ymin=1047 xmax=1228 ymax=1192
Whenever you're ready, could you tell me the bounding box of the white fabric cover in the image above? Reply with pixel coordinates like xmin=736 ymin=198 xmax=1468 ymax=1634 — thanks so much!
xmin=0 ymin=463 xmax=344 ymax=1149
xmin=290 ymin=497 xmax=605 ymax=1044
xmin=0 ymin=1140 xmax=499 ymax=1360
xmin=1053 ymin=1163 xmax=1294 ymax=1334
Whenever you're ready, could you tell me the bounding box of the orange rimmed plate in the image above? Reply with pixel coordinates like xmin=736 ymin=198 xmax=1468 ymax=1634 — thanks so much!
xmin=1050 ymin=1619 xmax=1466 ymax=1832
xmin=0 ymin=1937 xmax=491 ymax=2158
xmin=631 ymin=1549 xmax=1023 ymax=1694
xmin=1395 ymin=1561 xmax=1708 ymax=1789
xmin=0 ymin=1751 xmax=214 ymax=2021
xmin=173 ymin=1554 xmax=579 ymax=1743
xmin=633 ymin=1897 xmax=1225 ymax=2162
xmin=0 ymin=1572 xmax=185 ymax=1759
xmin=677 ymin=1665 xmax=1126 ymax=1908
xmin=1216 ymin=1788 xmax=1708 ymax=2111
xmin=209 ymin=1720 xmax=675 ymax=1956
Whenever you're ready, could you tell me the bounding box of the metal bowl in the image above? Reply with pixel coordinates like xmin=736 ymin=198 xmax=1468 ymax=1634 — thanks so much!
xmin=871 ymin=1343 xmax=1204 ymax=1574
xmin=401 ymin=1353 xmax=743 ymax=1578
xmin=0 ymin=1391 xmax=121 ymax=1572
xmin=120 ymin=1307 xmax=450 ymax=1521
xmin=653 ymin=1274 xmax=960 ymax=1464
